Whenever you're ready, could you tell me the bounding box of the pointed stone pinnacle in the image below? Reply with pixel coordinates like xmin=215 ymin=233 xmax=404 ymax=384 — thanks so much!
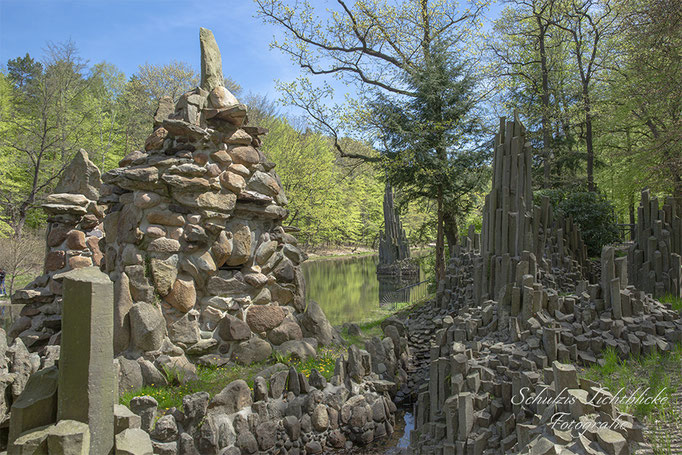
xmin=200 ymin=27 xmax=224 ymax=92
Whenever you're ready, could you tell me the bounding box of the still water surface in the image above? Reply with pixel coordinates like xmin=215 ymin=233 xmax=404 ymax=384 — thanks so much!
xmin=302 ymin=254 xmax=428 ymax=326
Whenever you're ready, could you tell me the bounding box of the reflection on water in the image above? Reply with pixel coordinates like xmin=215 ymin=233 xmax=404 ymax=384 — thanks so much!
xmin=302 ymin=255 xmax=427 ymax=326
xmin=395 ymin=412 xmax=414 ymax=450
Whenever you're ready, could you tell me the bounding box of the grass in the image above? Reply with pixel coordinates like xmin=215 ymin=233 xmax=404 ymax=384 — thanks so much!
xmin=583 ymin=345 xmax=680 ymax=420
xmin=120 ymin=345 xmax=346 ymax=411
xmin=660 ymin=294 xmax=682 ymax=312
xmin=339 ymin=292 xmax=434 ymax=347
xmin=120 ymin=287 xmax=434 ymax=412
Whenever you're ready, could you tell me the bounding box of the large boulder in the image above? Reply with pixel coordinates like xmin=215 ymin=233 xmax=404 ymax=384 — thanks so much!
xmin=165 ymin=276 xmax=197 ymax=313
xmin=231 ymin=337 xmax=272 ymax=365
xmin=129 ymin=303 xmax=165 ymax=352
xmin=8 ymin=366 xmax=59 ymax=450
xmin=115 ymin=428 xmax=153 ymax=455
xmin=274 ymin=340 xmax=316 ymax=361
xmin=300 ymin=300 xmax=342 ymax=346
xmin=246 ymin=305 xmax=285 ymax=334
xmin=217 ymin=314 xmax=251 ymax=341
xmin=207 ymin=380 xmax=252 ymax=415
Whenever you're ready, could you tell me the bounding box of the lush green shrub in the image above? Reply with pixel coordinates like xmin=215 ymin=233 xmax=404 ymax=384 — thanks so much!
xmin=536 ymin=190 xmax=619 ymax=257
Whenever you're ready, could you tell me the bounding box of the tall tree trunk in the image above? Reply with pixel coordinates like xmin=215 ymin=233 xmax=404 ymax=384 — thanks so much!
xmin=538 ymin=21 xmax=552 ymax=188
xmin=435 ymin=185 xmax=445 ymax=282
xmin=443 ymin=209 xmax=459 ymax=259
xmin=584 ymin=87 xmax=595 ymax=192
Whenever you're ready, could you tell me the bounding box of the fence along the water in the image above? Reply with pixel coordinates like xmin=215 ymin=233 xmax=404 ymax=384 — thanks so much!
xmin=379 ymin=279 xmax=430 ymax=308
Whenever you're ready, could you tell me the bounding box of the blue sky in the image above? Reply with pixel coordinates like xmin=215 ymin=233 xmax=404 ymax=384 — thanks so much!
xmin=0 ymin=0 xmax=301 ymax=99
xmin=0 ymin=0 xmax=502 ymax=112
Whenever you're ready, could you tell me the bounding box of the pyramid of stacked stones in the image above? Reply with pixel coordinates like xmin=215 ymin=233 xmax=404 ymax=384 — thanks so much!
xmin=100 ymin=28 xmax=336 ymax=368
xmin=377 ymin=184 xmax=413 ymax=275
xmin=9 ymin=150 xmax=104 ymax=352
xmin=628 ymin=189 xmax=681 ymax=298
xmin=408 ymin=116 xmax=682 ymax=455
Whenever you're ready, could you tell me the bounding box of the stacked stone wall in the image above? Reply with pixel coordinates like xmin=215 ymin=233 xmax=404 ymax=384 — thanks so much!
xmin=9 ymin=150 xmax=104 ymax=352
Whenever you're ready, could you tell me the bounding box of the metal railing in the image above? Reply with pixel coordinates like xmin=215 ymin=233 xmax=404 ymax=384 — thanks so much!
xmin=379 ymin=279 xmax=430 ymax=308
xmin=615 ymin=223 xmax=635 ymax=243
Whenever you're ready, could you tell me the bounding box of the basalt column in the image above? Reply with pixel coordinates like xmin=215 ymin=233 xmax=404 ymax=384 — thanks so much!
xmin=377 ymin=184 xmax=415 ymax=276
xmin=629 ymin=189 xmax=682 ymax=298
xmin=474 ymin=115 xmax=536 ymax=308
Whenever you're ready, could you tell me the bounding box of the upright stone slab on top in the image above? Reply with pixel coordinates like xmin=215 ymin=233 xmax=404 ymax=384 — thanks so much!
xmin=200 ymin=27 xmax=224 ymax=92
xmin=58 ymin=267 xmax=115 ymax=455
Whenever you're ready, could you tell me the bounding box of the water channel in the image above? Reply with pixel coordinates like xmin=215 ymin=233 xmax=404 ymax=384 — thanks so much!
xmin=302 ymin=254 xmax=424 ymax=452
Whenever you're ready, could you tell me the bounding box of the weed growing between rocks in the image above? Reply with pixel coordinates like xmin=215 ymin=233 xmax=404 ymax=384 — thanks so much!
xmin=119 ymin=346 xmax=346 ymax=411
xmin=660 ymin=294 xmax=682 ymax=312
xmin=583 ymin=344 xmax=682 ymax=454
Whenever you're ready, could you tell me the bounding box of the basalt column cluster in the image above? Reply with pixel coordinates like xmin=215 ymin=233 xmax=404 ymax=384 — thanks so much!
xmin=408 ymin=115 xmax=682 ymax=455
xmin=628 ymin=189 xmax=681 ymax=298
xmin=472 ymin=115 xmax=590 ymax=312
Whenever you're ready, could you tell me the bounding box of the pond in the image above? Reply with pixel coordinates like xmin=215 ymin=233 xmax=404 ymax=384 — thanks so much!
xmin=302 ymin=254 xmax=429 ymax=326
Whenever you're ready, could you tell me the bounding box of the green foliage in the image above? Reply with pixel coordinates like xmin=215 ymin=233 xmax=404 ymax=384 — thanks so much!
xmin=538 ymin=189 xmax=619 ymax=256
xmin=583 ymin=344 xmax=682 ymax=422
xmin=258 ymin=114 xmax=384 ymax=248
xmin=660 ymin=294 xmax=682 ymax=312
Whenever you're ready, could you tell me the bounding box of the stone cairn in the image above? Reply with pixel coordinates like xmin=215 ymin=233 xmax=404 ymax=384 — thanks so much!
xmin=628 ymin=189 xmax=681 ymax=298
xmin=3 ymin=28 xmax=416 ymax=454
xmin=9 ymin=150 xmax=104 ymax=352
xmin=408 ymin=116 xmax=682 ymax=455
xmin=377 ymin=183 xmax=416 ymax=276
xmin=99 ymin=27 xmax=339 ymax=391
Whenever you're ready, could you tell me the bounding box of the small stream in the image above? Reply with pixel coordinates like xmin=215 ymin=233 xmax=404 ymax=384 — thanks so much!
xmin=302 ymin=254 xmax=422 ymax=453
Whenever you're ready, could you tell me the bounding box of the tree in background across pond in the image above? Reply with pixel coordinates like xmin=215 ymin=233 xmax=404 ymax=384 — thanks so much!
xmin=253 ymin=104 xmax=384 ymax=248
xmin=255 ymin=0 xmax=490 ymax=280
xmin=369 ymin=40 xmax=489 ymax=260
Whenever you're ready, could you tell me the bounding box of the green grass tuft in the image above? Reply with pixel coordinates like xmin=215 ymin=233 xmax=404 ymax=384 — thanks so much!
xmin=582 ymin=343 xmax=681 ymax=421
xmin=660 ymin=294 xmax=682 ymax=312
xmin=119 ymin=346 xmax=346 ymax=411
